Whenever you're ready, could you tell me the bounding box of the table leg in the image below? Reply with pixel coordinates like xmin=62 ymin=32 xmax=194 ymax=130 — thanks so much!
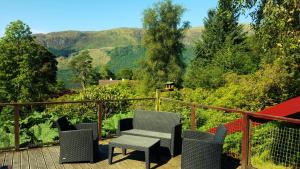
xmin=145 ymin=150 xmax=150 ymax=169
xmin=156 ymin=145 xmax=160 ymax=162
xmin=122 ymin=148 xmax=126 ymax=155
xmin=108 ymin=145 xmax=114 ymax=164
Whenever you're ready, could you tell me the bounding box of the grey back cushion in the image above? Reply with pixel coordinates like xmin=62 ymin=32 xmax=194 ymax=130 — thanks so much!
xmin=214 ymin=125 xmax=227 ymax=144
xmin=133 ymin=110 xmax=181 ymax=133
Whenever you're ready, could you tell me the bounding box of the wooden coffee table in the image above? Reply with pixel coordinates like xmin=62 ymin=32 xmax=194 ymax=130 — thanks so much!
xmin=108 ymin=135 xmax=160 ymax=169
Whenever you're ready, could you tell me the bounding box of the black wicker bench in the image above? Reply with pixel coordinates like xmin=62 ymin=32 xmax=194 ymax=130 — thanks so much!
xmin=117 ymin=110 xmax=182 ymax=156
xmin=108 ymin=135 xmax=160 ymax=169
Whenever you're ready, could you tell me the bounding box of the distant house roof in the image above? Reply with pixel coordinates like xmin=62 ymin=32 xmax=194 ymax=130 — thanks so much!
xmin=98 ymin=80 xmax=122 ymax=86
xmin=98 ymin=79 xmax=138 ymax=86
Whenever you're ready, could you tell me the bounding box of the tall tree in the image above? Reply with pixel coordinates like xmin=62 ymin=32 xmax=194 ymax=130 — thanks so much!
xmin=69 ymin=50 xmax=97 ymax=89
xmin=251 ymin=0 xmax=300 ymax=98
xmin=141 ymin=0 xmax=189 ymax=93
xmin=184 ymin=0 xmax=250 ymax=89
xmin=0 ymin=20 xmax=57 ymax=102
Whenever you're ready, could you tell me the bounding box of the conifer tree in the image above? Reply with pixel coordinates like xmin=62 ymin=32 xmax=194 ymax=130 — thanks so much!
xmin=184 ymin=0 xmax=249 ymax=89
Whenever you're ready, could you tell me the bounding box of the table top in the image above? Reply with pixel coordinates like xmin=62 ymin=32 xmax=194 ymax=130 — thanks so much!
xmin=109 ymin=135 xmax=160 ymax=148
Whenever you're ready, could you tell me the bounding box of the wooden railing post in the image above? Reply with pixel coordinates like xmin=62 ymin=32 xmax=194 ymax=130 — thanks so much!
xmin=155 ymin=89 xmax=161 ymax=111
xmin=191 ymin=103 xmax=196 ymax=131
xmin=14 ymin=105 xmax=20 ymax=151
xmin=97 ymin=102 xmax=103 ymax=140
xmin=242 ymin=113 xmax=250 ymax=169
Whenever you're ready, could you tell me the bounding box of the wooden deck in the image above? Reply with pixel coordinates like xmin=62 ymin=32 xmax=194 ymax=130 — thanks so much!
xmin=0 ymin=140 xmax=181 ymax=169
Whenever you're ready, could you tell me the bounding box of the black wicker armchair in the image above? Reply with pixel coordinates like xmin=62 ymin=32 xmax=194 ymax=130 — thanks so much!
xmin=181 ymin=125 xmax=227 ymax=169
xmin=56 ymin=116 xmax=99 ymax=164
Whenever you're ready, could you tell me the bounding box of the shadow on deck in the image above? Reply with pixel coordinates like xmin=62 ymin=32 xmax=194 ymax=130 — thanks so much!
xmin=0 ymin=140 xmax=240 ymax=169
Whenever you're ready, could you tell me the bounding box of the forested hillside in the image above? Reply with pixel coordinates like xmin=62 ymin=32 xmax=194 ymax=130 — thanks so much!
xmin=36 ymin=26 xmax=254 ymax=88
xmin=35 ymin=27 xmax=203 ymax=57
xmin=35 ymin=27 xmax=204 ymax=86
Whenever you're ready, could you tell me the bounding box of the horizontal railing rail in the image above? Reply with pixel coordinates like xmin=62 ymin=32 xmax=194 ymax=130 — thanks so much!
xmin=160 ymin=97 xmax=254 ymax=114
xmin=0 ymin=97 xmax=156 ymax=106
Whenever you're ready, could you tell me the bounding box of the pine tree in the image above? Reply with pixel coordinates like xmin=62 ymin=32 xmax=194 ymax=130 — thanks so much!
xmin=184 ymin=0 xmax=249 ymax=89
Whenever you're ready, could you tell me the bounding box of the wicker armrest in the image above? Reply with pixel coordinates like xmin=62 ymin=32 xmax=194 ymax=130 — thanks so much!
xmin=59 ymin=129 xmax=94 ymax=146
xmin=60 ymin=129 xmax=93 ymax=140
xmin=182 ymin=130 xmax=214 ymax=141
xmin=75 ymin=123 xmax=98 ymax=140
xmin=117 ymin=118 xmax=133 ymax=136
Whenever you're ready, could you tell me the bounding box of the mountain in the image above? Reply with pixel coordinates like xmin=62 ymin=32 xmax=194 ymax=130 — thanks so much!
xmin=35 ymin=28 xmax=143 ymax=56
xmin=34 ymin=27 xmax=204 ymax=88
xmin=35 ymin=27 xmax=203 ymax=57
xmin=34 ymin=25 xmax=250 ymax=88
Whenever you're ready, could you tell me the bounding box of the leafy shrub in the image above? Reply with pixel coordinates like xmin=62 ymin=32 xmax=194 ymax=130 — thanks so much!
xmin=102 ymin=111 xmax=133 ymax=137
xmin=20 ymin=111 xmax=58 ymax=147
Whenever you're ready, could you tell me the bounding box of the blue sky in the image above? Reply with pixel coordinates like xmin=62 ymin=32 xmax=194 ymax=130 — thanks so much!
xmin=0 ymin=0 xmax=251 ymax=36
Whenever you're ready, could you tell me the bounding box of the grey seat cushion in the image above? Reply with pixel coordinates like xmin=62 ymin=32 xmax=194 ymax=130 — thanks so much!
xmin=121 ymin=129 xmax=171 ymax=139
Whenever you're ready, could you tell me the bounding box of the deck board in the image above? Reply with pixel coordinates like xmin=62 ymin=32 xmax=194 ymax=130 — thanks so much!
xmin=12 ymin=151 xmax=21 ymax=169
xmin=20 ymin=150 xmax=29 ymax=169
xmin=41 ymin=147 xmax=56 ymax=169
xmin=0 ymin=140 xmax=181 ymax=169
xmin=46 ymin=147 xmax=64 ymax=169
xmin=28 ymin=148 xmax=39 ymax=169
xmin=0 ymin=151 xmax=6 ymax=167
xmin=3 ymin=151 xmax=13 ymax=167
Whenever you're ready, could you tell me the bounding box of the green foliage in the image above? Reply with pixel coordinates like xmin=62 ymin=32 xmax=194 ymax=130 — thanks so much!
xmin=98 ymin=65 xmax=114 ymax=80
xmin=140 ymin=0 xmax=189 ymax=93
xmin=116 ymin=68 xmax=134 ymax=80
xmin=49 ymin=84 xmax=135 ymax=122
xmin=223 ymin=132 xmax=242 ymax=155
xmin=28 ymin=121 xmax=58 ymax=144
xmin=102 ymin=111 xmax=133 ymax=137
xmin=20 ymin=111 xmax=58 ymax=146
xmin=107 ymin=45 xmax=146 ymax=73
xmin=0 ymin=20 xmax=57 ymax=102
xmin=184 ymin=62 xmax=226 ymax=89
xmin=184 ymin=0 xmax=257 ymax=89
xmin=69 ymin=50 xmax=98 ymax=89
xmin=251 ymin=0 xmax=300 ymax=98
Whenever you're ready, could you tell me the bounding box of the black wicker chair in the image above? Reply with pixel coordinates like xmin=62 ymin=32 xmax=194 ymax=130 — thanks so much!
xmin=56 ymin=116 xmax=99 ymax=164
xmin=181 ymin=125 xmax=227 ymax=169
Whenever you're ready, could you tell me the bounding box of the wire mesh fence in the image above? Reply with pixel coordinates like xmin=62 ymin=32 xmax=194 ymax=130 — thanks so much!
xmin=250 ymin=120 xmax=300 ymax=169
